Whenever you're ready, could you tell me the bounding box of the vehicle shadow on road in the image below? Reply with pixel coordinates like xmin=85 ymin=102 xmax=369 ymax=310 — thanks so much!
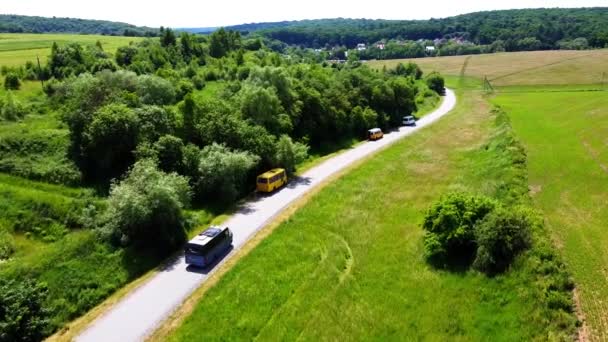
xmin=286 ymin=176 xmax=312 ymax=188
xmin=185 ymin=245 xmax=234 ymax=275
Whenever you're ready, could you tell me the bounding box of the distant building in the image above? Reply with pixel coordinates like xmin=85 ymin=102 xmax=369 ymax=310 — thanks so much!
xmin=425 ymin=46 xmax=436 ymax=53
xmin=356 ymin=43 xmax=366 ymax=51
xmin=376 ymin=43 xmax=385 ymax=50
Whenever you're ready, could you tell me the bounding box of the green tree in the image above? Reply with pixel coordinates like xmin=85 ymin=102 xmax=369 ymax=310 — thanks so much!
xmin=239 ymin=85 xmax=292 ymax=134
xmin=153 ymin=135 xmax=185 ymax=173
xmin=273 ymin=135 xmax=309 ymax=173
xmin=425 ymin=72 xmax=445 ymax=95
xmin=196 ymin=143 xmax=259 ymax=202
xmin=160 ymin=27 xmax=177 ymax=47
xmin=3 ymin=72 xmax=20 ymax=90
xmin=81 ymin=104 xmax=139 ymax=182
xmin=100 ymin=159 xmax=191 ymax=251
xmin=136 ymin=75 xmax=175 ymax=105
xmin=0 ymin=279 xmax=50 ymax=342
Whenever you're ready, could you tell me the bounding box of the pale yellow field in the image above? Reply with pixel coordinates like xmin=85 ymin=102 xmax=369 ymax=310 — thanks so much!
xmin=368 ymin=49 xmax=608 ymax=86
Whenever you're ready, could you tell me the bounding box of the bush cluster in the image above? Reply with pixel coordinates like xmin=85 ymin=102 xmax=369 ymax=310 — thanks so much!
xmin=0 ymin=279 xmax=50 ymax=342
xmin=422 ymin=192 xmax=532 ymax=274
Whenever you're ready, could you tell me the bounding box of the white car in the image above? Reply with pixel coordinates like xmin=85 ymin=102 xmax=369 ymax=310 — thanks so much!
xmin=403 ymin=115 xmax=416 ymax=126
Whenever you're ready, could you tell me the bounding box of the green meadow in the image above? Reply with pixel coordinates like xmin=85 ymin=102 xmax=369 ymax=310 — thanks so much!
xmin=493 ymin=89 xmax=608 ymax=339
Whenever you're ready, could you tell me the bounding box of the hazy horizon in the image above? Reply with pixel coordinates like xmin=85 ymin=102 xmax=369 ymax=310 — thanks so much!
xmin=1 ymin=0 xmax=607 ymax=28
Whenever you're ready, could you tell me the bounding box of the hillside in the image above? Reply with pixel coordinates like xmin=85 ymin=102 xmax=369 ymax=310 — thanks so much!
xmin=0 ymin=14 xmax=157 ymax=36
xmin=224 ymin=8 xmax=608 ymax=50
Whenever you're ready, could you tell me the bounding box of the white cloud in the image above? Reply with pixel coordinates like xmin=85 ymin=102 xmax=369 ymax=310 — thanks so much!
xmin=2 ymin=0 xmax=606 ymax=28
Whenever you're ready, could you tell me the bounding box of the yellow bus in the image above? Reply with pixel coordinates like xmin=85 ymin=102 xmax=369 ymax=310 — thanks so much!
xmin=256 ymin=168 xmax=288 ymax=192
xmin=368 ymin=128 xmax=383 ymax=141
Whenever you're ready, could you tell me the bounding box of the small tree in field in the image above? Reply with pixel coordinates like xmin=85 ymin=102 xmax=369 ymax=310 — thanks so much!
xmin=4 ymin=73 xmax=20 ymax=90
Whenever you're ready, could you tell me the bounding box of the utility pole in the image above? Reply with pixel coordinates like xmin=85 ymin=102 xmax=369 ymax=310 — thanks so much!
xmin=36 ymin=55 xmax=44 ymax=88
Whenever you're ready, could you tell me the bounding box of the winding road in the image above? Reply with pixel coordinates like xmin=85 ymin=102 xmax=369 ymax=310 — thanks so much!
xmin=77 ymin=89 xmax=456 ymax=342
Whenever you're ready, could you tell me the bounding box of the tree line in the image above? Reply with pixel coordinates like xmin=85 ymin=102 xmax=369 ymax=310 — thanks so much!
xmin=235 ymin=8 xmax=608 ymax=52
xmin=0 ymin=14 xmax=158 ymax=36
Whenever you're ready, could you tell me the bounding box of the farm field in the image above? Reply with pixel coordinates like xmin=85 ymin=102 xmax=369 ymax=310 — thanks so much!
xmin=0 ymin=33 xmax=143 ymax=67
xmin=493 ymin=89 xmax=608 ymax=340
xmin=157 ymin=78 xmax=574 ymax=340
xmin=373 ymin=50 xmax=608 ymax=339
xmin=367 ymin=49 xmax=608 ymax=87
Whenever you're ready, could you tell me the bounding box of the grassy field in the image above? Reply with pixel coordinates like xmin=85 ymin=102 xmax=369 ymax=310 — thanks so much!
xmin=368 ymin=49 xmax=608 ymax=87
xmin=493 ymin=89 xmax=608 ymax=340
xmin=158 ymin=78 xmax=575 ymax=340
xmin=0 ymin=33 xmax=143 ymax=67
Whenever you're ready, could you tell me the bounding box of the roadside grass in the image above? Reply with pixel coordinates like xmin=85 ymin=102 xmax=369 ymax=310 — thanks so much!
xmin=161 ymin=81 xmax=575 ymax=340
xmin=0 ymin=33 xmax=143 ymax=67
xmin=367 ymin=49 xmax=608 ymax=87
xmin=493 ymin=88 xmax=608 ymax=340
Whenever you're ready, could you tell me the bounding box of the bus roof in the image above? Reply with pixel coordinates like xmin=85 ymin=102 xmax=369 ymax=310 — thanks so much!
xmin=257 ymin=168 xmax=285 ymax=179
xmin=187 ymin=226 xmax=226 ymax=247
xmin=368 ymin=128 xmax=382 ymax=133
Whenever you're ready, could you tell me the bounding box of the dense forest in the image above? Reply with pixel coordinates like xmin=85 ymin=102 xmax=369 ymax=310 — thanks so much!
xmin=0 ymin=28 xmax=442 ymax=339
xmin=0 ymin=14 xmax=157 ymax=36
xmin=229 ymin=8 xmax=608 ymax=52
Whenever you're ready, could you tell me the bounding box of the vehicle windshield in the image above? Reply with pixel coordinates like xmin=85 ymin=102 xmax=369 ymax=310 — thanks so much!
xmin=258 ymin=177 xmax=268 ymax=183
xmin=185 ymin=245 xmax=203 ymax=255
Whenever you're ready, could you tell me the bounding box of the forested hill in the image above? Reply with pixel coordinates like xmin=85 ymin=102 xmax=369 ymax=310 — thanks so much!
xmin=0 ymin=14 xmax=158 ymax=36
xmin=226 ymin=7 xmax=608 ymax=49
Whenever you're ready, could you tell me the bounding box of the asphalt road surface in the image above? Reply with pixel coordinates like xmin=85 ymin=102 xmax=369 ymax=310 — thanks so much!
xmin=77 ymin=89 xmax=456 ymax=342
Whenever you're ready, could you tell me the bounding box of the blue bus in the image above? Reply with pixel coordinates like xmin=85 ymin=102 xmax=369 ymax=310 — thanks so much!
xmin=185 ymin=226 xmax=233 ymax=268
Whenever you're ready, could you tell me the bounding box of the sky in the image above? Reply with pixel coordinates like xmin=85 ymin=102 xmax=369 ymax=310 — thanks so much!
xmin=2 ymin=0 xmax=607 ymax=28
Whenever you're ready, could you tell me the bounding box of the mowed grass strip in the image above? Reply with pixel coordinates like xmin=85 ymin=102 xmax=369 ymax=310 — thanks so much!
xmin=164 ymin=85 xmax=565 ymax=340
xmin=0 ymin=33 xmax=143 ymax=67
xmin=493 ymin=89 xmax=608 ymax=340
xmin=367 ymin=49 xmax=608 ymax=87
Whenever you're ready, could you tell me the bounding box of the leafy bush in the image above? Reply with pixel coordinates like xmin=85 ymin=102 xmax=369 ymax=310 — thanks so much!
xmin=273 ymin=135 xmax=309 ymax=173
xmin=99 ymin=159 xmax=191 ymax=251
xmin=0 ymin=228 xmax=15 ymax=260
xmin=473 ymin=206 xmax=533 ymax=274
xmin=0 ymin=279 xmax=50 ymax=342
xmin=422 ymin=192 xmax=534 ymax=275
xmin=195 ymin=143 xmax=259 ymax=203
xmin=136 ymin=75 xmax=175 ymax=105
xmin=0 ymin=92 xmax=27 ymax=121
xmin=4 ymin=72 xmax=21 ymax=90
xmin=425 ymin=72 xmax=445 ymax=95
xmin=422 ymin=192 xmax=497 ymax=267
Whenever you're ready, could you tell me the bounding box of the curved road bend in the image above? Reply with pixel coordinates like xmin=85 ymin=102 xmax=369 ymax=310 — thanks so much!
xmin=77 ymin=89 xmax=456 ymax=342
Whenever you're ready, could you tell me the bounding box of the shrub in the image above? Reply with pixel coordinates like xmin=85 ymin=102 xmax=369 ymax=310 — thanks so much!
xmin=0 ymin=92 xmax=27 ymax=121
xmin=4 ymin=72 xmax=21 ymax=90
xmin=422 ymin=192 xmax=497 ymax=267
xmin=136 ymin=75 xmax=175 ymax=105
xmin=195 ymin=143 xmax=259 ymax=203
xmin=0 ymin=279 xmax=50 ymax=342
xmin=473 ymin=206 xmax=533 ymax=274
xmin=425 ymin=72 xmax=445 ymax=95
xmin=99 ymin=159 xmax=191 ymax=251
xmin=273 ymin=135 xmax=309 ymax=173
xmin=0 ymin=229 xmax=15 ymax=260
